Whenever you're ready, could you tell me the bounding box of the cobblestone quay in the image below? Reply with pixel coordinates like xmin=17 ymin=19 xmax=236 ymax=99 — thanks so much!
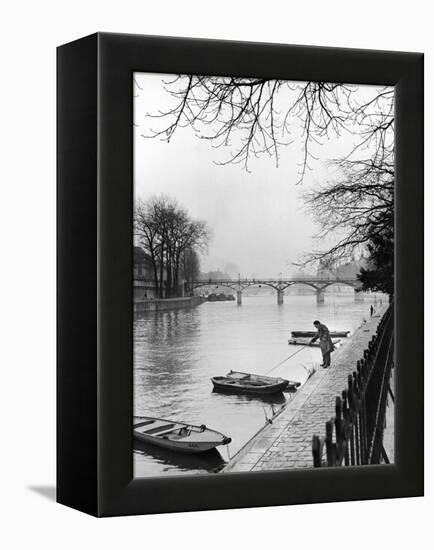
xmin=224 ymin=305 xmax=388 ymax=472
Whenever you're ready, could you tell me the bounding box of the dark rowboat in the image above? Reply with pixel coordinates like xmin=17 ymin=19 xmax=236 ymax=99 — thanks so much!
xmin=291 ymin=330 xmax=350 ymax=338
xmin=133 ymin=416 xmax=231 ymax=454
xmin=211 ymin=370 xmax=300 ymax=395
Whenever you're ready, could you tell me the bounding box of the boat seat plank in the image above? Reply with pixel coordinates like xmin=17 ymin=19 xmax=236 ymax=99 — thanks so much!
xmin=228 ymin=372 xmax=249 ymax=380
xmin=157 ymin=428 xmax=189 ymax=439
xmin=133 ymin=419 xmax=156 ymax=428
xmin=143 ymin=423 xmax=176 ymax=435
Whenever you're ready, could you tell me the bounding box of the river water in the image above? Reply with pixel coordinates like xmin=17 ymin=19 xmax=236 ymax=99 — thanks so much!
xmin=133 ymin=292 xmax=383 ymax=478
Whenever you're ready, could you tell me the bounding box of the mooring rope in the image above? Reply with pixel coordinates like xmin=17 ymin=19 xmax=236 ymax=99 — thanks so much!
xmin=265 ymin=345 xmax=309 ymax=375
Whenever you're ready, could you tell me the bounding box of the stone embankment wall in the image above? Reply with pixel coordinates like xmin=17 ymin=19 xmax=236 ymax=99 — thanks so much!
xmin=134 ymin=296 xmax=206 ymax=313
xmin=225 ymin=305 xmax=388 ymax=472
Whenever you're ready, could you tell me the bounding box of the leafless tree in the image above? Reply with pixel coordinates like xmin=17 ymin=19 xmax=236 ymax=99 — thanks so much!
xmin=134 ymin=198 xmax=161 ymax=294
xmin=140 ymin=76 xmax=393 ymax=182
xmin=137 ymin=75 xmax=394 ymax=269
xmin=134 ymin=195 xmax=211 ymax=297
xmin=182 ymin=248 xmax=201 ymax=287
xmin=302 ymin=156 xmax=394 ymax=267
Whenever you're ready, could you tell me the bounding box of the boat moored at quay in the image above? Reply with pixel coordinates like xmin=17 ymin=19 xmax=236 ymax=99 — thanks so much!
xmin=133 ymin=416 xmax=231 ymax=454
xmin=211 ymin=370 xmax=300 ymax=395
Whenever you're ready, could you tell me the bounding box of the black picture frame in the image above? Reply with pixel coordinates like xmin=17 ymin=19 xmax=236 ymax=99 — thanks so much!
xmin=57 ymin=32 xmax=424 ymax=517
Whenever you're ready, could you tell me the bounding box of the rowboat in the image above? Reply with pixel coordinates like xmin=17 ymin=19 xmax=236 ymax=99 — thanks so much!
xmin=288 ymin=337 xmax=341 ymax=347
xmin=133 ymin=416 xmax=231 ymax=454
xmin=211 ymin=370 xmax=300 ymax=395
xmin=291 ymin=330 xmax=350 ymax=338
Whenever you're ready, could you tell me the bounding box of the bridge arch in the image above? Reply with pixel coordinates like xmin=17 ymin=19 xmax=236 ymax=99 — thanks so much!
xmin=289 ymin=281 xmax=322 ymax=291
xmin=319 ymin=280 xmax=358 ymax=290
xmin=184 ymin=278 xmax=363 ymax=305
xmin=240 ymin=281 xmax=282 ymax=291
xmin=186 ymin=281 xmax=238 ymax=292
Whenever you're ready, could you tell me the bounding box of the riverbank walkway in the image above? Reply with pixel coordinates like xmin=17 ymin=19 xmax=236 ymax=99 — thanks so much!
xmin=225 ymin=304 xmax=389 ymax=472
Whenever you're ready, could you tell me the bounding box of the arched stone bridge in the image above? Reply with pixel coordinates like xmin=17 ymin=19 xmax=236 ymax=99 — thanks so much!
xmin=185 ymin=277 xmax=364 ymax=305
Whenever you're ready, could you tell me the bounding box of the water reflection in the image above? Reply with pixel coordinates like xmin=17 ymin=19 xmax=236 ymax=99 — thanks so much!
xmin=210 ymin=388 xmax=287 ymax=405
xmin=134 ymin=439 xmax=226 ymax=475
xmin=134 ymin=293 xmax=380 ymax=477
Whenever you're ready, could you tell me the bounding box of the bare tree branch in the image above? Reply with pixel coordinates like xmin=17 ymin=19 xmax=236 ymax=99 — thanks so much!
xmin=138 ymin=76 xmax=392 ymax=184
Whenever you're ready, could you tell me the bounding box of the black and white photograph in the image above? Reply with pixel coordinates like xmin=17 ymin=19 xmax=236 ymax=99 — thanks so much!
xmin=132 ymin=72 xmax=395 ymax=477
xmin=2 ymin=0 xmax=428 ymax=541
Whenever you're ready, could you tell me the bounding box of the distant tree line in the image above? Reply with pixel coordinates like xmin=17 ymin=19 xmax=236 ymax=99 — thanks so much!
xmin=134 ymin=195 xmax=211 ymax=298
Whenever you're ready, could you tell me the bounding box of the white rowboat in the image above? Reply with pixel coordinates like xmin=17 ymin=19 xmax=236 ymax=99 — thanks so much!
xmin=133 ymin=416 xmax=231 ymax=454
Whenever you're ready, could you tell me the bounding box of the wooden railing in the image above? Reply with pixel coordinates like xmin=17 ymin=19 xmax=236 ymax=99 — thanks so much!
xmin=312 ymin=305 xmax=394 ymax=467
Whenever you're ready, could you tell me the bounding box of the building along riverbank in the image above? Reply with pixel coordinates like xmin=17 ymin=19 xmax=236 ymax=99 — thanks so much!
xmin=224 ymin=303 xmax=390 ymax=472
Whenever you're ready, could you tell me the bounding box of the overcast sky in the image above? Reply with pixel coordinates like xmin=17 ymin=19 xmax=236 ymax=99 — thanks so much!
xmin=134 ymin=73 xmax=388 ymax=278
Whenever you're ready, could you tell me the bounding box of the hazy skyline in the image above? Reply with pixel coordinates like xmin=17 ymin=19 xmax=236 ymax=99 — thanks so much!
xmin=133 ymin=73 xmax=383 ymax=277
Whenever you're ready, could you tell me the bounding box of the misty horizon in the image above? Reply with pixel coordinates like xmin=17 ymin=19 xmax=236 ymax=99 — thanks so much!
xmin=133 ymin=73 xmax=387 ymax=277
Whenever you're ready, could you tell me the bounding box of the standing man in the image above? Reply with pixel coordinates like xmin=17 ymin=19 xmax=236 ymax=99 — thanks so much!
xmin=370 ymin=304 xmax=374 ymax=317
xmin=309 ymin=320 xmax=334 ymax=368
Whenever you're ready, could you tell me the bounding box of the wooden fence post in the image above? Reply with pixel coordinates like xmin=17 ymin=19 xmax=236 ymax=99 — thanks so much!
xmin=311 ymin=305 xmax=393 ymax=468
xmin=341 ymin=390 xmax=350 ymax=466
xmin=325 ymin=420 xmax=335 ymax=466
xmin=334 ymin=396 xmax=345 ymax=465
xmin=312 ymin=435 xmax=322 ymax=467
